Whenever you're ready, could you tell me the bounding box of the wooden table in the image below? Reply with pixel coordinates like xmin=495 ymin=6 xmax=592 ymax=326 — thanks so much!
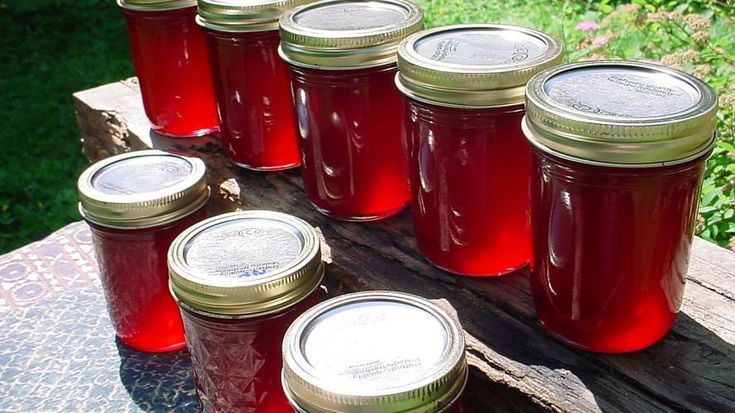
xmin=10 ymin=78 xmax=731 ymax=412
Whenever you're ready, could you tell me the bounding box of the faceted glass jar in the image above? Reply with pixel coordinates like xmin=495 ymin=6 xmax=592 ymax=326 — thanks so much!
xmin=120 ymin=3 xmax=219 ymax=137
xmin=523 ymin=61 xmax=719 ymax=352
xmin=168 ymin=211 xmax=325 ymax=412
xmin=396 ymin=24 xmax=564 ymax=276
xmin=77 ymin=150 xmax=209 ymax=352
xmin=279 ymin=0 xmax=424 ymax=221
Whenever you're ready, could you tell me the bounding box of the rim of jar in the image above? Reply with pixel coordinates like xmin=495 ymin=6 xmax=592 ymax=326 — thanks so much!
xmin=522 ymin=60 xmax=719 ymax=168
xmin=281 ymin=291 xmax=468 ymax=413
xmin=168 ymin=210 xmax=324 ymax=318
xmin=278 ymin=0 xmax=424 ymax=70
xmin=196 ymin=0 xmax=314 ymax=33
xmin=117 ymin=0 xmax=197 ymax=11
xmin=396 ymin=24 xmax=564 ymax=108
xmin=77 ymin=150 xmax=209 ymax=230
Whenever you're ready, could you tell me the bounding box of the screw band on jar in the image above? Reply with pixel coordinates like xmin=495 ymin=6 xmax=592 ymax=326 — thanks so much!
xmin=77 ymin=150 xmax=209 ymax=229
xmin=117 ymin=0 xmax=196 ymax=11
xmin=168 ymin=210 xmax=324 ymax=317
xmin=396 ymin=24 xmax=563 ymax=108
xmin=196 ymin=0 xmax=315 ymax=32
xmin=522 ymin=60 xmax=718 ymax=167
xmin=282 ymin=291 xmax=468 ymax=413
xmin=278 ymin=0 xmax=424 ymax=69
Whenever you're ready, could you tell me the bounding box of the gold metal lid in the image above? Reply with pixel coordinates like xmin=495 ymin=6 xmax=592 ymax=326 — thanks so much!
xmin=282 ymin=291 xmax=467 ymax=413
xmin=196 ymin=0 xmax=315 ymax=32
xmin=523 ymin=60 xmax=718 ymax=167
xmin=77 ymin=150 xmax=209 ymax=229
xmin=397 ymin=24 xmax=564 ymax=108
xmin=168 ymin=210 xmax=324 ymax=317
xmin=278 ymin=0 xmax=424 ymax=69
xmin=117 ymin=0 xmax=197 ymax=11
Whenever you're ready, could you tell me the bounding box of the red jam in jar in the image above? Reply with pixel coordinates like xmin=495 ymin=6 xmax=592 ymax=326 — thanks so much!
xmin=278 ymin=0 xmax=424 ymax=221
xmin=118 ymin=0 xmax=219 ymax=137
xmin=396 ymin=25 xmax=563 ymax=276
xmin=168 ymin=211 xmax=325 ymax=412
xmin=197 ymin=0 xmax=310 ymax=170
xmin=282 ymin=291 xmax=468 ymax=413
xmin=77 ymin=150 xmax=210 ymax=352
xmin=522 ymin=61 xmax=718 ymax=353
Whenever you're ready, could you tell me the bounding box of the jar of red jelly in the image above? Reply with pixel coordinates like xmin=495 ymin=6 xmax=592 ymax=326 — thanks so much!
xmin=197 ymin=0 xmax=311 ymax=170
xmin=282 ymin=291 xmax=468 ymax=413
xmin=118 ymin=0 xmax=219 ymax=137
xmin=168 ymin=210 xmax=325 ymax=412
xmin=77 ymin=150 xmax=209 ymax=352
xmin=395 ymin=24 xmax=563 ymax=277
xmin=522 ymin=61 xmax=718 ymax=353
xmin=278 ymin=0 xmax=424 ymax=221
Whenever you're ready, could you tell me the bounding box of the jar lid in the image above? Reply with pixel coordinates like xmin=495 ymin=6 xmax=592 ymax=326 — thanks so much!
xmin=523 ymin=60 xmax=718 ymax=167
xmin=196 ymin=0 xmax=314 ymax=32
xmin=77 ymin=150 xmax=209 ymax=229
xmin=278 ymin=0 xmax=424 ymax=69
xmin=168 ymin=210 xmax=324 ymax=317
xmin=117 ymin=0 xmax=196 ymax=11
xmin=397 ymin=24 xmax=564 ymax=108
xmin=282 ymin=291 xmax=467 ymax=413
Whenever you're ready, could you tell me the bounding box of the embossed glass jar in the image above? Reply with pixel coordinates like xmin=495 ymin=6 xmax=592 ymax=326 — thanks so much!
xmin=197 ymin=0 xmax=311 ymax=170
xmin=119 ymin=0 xmax=219 ymax=137
xmin=522 ymin=61 xmax=718 ymax=353
xmin=78 ymin=150 xmax=209 ymax=352
xmin=168 ymin=211 xmax=325 ymax=413
xmin=396 ymin=24 xmax=563 ymax=277
xmin=278 ymin=0 xmax=423 ymax=221
xmin=282 ymin=291 xmax=468 ymax=413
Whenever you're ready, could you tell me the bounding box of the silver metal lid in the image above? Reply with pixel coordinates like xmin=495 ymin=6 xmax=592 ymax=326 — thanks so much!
xmin=168 ymin=210 xmax=324 ymax=317
xmin=278 ymin=0 xmax=424 ymax=69
xmin=397 ymin=24 xmax=564 ymax=107
xmin=77 ymin=150 xmax=209 ymax=229
xmin=117 ymin=0 xmax=197 ymax=11
xmin=196 ymin=0 xmax=315 ymax=32
xmin=523 ymin=60 xmax=718 ymax=167
xmin=282 ymin=291 xmax=467 ymax=413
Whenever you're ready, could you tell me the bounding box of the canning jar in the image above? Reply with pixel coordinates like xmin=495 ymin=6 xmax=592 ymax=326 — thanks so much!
xmin=278 ymin=0 xmax=423 ymax=221
xmin=168 ymin=211 xmax=325 ymax=413
xmin=396 ymin=24 xmax=563 ymax=276
xmin=282 ymin=291 xmax=467 ymax=413
xmin=522 ymin=61 xmax=718 ymax=353
xmin=77 ymin=150 xmax=209 ymax=352
xmin=197 ymin=0 xmax=311 ymax=170
xmin=119 ymin=0 xmax=219 ymax=137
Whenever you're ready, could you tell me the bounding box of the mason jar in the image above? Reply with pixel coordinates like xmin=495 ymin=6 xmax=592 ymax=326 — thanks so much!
xmin=278 ymin=0 xmax=423 ymax=221
xmin=282 ymin=291 xmax=468 ymax=413
xmin=396 ymin=24 xmax=563 ymax=276
xmin=168 ymin=210 xmax=325 ymax=412
xmin=118 ymin=0 xmax=219 ymax=137
xmin=522 ymin=61 xmax=718 ymax=353
xmin=77 ymin=150 xmax=209 ymax=352
xmin=197 ymin=0 xmax=312 ymax=170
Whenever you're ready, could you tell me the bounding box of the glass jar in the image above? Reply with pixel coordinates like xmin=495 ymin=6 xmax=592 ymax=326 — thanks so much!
xmin=522 ymin=61 xmax=718 ymax=353
xmin=118 ymin=0 xmax=219 ymax=137
xmin=278 ymin=0 xmax=424 ymax=221
xmin=282 ymin=291 xmax=468 ymax=413
xmin=168 ymin=211 xmax=325 ymax=412
xmin=396 ymin=25 xmax=563 ymax=277
xmin=197 ymin=0 xmax=311 ymax=170
xmin=77 ymin=150 xmax=209 ymax=352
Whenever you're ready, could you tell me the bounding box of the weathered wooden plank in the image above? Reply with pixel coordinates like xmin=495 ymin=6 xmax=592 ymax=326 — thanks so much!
xmin=73 ymin=80 xmax=735 ymax=413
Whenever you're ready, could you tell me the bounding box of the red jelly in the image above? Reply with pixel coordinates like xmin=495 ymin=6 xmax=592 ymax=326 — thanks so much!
xmin=77 ymin=150 xmax=209 ymax=352
xmin=197 ymin=0 xmax=308 ymax=170
xmin=168 ymin=211 xmax=325 ymax=412
xmin=522 ymin=61 xmax=718 ymax=352
xmin=119 ymin=0 xmax=219 ymax=137
xmin=282 ymin=291 xmax=468 ymax=413
xmin=278 ymin=0 xmax=424 ymax=221
xmin=396 ymin=25 xmax=563 ymax=276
